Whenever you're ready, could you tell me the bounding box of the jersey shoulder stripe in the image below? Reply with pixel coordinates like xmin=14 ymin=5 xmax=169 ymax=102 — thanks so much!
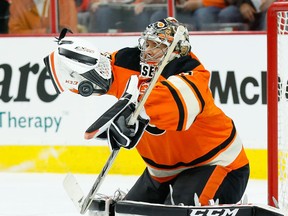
xmin=167 ymin=75 xmax=202 ymax=130
xmin=181 ymin=76 xmax=205 ymax=113
xmin=161 ymin=74 xmax=206 ymax=131
xmin=161 ymin=80 xmax=185 ymax=131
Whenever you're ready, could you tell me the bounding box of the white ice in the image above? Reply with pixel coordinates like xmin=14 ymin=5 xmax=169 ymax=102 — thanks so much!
xmin=0 ymin=172 xmax=267 ymax=216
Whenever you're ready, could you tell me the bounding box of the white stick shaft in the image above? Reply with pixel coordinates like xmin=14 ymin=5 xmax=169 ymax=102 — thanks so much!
xmin=80 ymin=149 xmax=119 ymax=214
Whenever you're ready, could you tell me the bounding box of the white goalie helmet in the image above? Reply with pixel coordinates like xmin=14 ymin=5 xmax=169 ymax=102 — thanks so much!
xmin=44 ymin=35 xmax=112 ymax=97
xmin=138 ymin=17 xmax=191 ymax=79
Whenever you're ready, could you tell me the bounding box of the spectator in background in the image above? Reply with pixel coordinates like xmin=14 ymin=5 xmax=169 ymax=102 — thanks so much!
xmin=8 ymin=0 xmax=78 ymax=34
xmin=193 ymin=0 xmax=273 ymax=31
xmin=88 ymin=0 xmax=167 ymax=33
xmin=192 ymin=0 xmax=247 ymax=31
xmin=151 ymin=0 xmax=273 ymax=31
xmin=236 ymin=0 xmax=274 ymax=30
xmin=88 ymin=0 xmax=121 ymax=33
xmin=149 ymin=0 xmax=202 ymax=31
xmin=76 ymin=0 xmax=90 ymax=12
xmin=75 ymin=0 xmax=90 ymax=33
xmin=0 ymin=0 xmax=10 ymax=33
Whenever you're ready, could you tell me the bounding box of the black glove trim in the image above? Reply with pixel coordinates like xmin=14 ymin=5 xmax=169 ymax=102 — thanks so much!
xmin=85 ymin=93 xmax=132 ymax=139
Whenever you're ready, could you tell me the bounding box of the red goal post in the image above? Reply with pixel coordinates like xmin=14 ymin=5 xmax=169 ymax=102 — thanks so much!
xmin=267 ymin=0 xmax=288 ymax=212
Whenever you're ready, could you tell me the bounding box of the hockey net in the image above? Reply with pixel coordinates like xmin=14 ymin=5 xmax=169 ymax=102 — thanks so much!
xmin=267 ymin=1 xmax=288 ymax=213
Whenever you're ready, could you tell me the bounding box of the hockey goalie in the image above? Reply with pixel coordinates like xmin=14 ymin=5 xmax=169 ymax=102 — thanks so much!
xmin=43 ymin=18 xmax=284 ymax=216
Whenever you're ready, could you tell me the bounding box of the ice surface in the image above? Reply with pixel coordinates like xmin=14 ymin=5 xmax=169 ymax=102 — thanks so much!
xmin=0 ymin=173 xmax=267 ymax=216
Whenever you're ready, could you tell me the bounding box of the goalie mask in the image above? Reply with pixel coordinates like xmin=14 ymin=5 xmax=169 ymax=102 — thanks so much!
xmin=44 ymin=36 xmax=112 ymax=97
xmin=138 ymin=17 xmax=191 ymax=79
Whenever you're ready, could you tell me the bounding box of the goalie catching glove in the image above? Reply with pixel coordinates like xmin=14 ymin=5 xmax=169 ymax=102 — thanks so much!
xmin=43 ymin=28 xmax=112 ymax=97
xmin=85 ymin=75 xmax=150 ymax=150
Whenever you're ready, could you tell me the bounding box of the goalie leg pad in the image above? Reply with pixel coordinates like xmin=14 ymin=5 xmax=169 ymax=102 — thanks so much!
xmin=115 ymin=201 xmax=285 ymax=216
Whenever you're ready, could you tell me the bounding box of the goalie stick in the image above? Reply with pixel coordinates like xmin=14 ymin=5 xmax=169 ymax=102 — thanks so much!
xmin=63 ymin=25 xmax=187 ymax=215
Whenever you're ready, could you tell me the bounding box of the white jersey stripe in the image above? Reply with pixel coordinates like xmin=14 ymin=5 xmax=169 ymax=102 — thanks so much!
xmin=167 ymin=76 xmax=201 ymax=130
xmin=147 ymin=133 xmax=242 ymax=178
xmin=207 ymin=133 xmax=243 ymax=167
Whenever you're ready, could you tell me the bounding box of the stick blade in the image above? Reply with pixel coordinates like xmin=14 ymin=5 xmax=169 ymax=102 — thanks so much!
xmin=63 ymin=173 xmax=85 ymax=211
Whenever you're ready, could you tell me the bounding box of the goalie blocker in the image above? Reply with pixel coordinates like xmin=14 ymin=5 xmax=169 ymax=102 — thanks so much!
xmin=88 ymin=199 xmax=285 ymax=216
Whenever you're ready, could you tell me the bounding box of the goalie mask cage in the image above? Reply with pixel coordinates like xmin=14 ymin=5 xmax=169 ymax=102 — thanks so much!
xmin=267 ymin=1 xmax=288 ymax=213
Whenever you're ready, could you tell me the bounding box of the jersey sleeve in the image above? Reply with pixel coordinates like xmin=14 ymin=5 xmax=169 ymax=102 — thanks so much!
xmin=144 ymin=68 xmax=211 ymax=131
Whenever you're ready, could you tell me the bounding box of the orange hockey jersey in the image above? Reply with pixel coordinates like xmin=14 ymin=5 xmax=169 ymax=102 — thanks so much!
xmin=107 ymin=47 xmax=249 ymax=183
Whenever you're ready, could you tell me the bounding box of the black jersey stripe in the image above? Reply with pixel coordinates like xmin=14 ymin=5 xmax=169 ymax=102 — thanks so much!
xmin=181 ymin=76 xmax=205 ymax=113
xmin=161 ymin=55 xmax=201 ymax=78
xmin=142 ymin=120 xmax=236 ymax=169
xmin=162 ymin=81 xmax=185 ymax=131
xmin=114 ymin=47 xmax=141 ymax=71
xmin=146 ymin=125 xmax=166 ymax=135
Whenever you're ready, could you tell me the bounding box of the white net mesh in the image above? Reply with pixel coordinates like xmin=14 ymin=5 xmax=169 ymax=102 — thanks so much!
xmin=277 ymin=10 xmax=288 ymax=213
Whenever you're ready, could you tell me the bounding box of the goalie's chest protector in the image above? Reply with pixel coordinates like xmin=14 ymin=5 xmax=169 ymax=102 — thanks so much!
xmin=108 ymin=48 xmax=249 ymax=183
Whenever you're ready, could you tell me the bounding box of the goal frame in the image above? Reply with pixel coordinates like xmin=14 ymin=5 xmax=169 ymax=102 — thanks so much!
xmin=267 ymin=0 xmax=288 ymax=207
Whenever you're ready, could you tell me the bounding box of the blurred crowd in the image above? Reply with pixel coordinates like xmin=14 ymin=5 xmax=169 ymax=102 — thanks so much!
xmin=0 ymin=0 xmax=275 ymax=34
